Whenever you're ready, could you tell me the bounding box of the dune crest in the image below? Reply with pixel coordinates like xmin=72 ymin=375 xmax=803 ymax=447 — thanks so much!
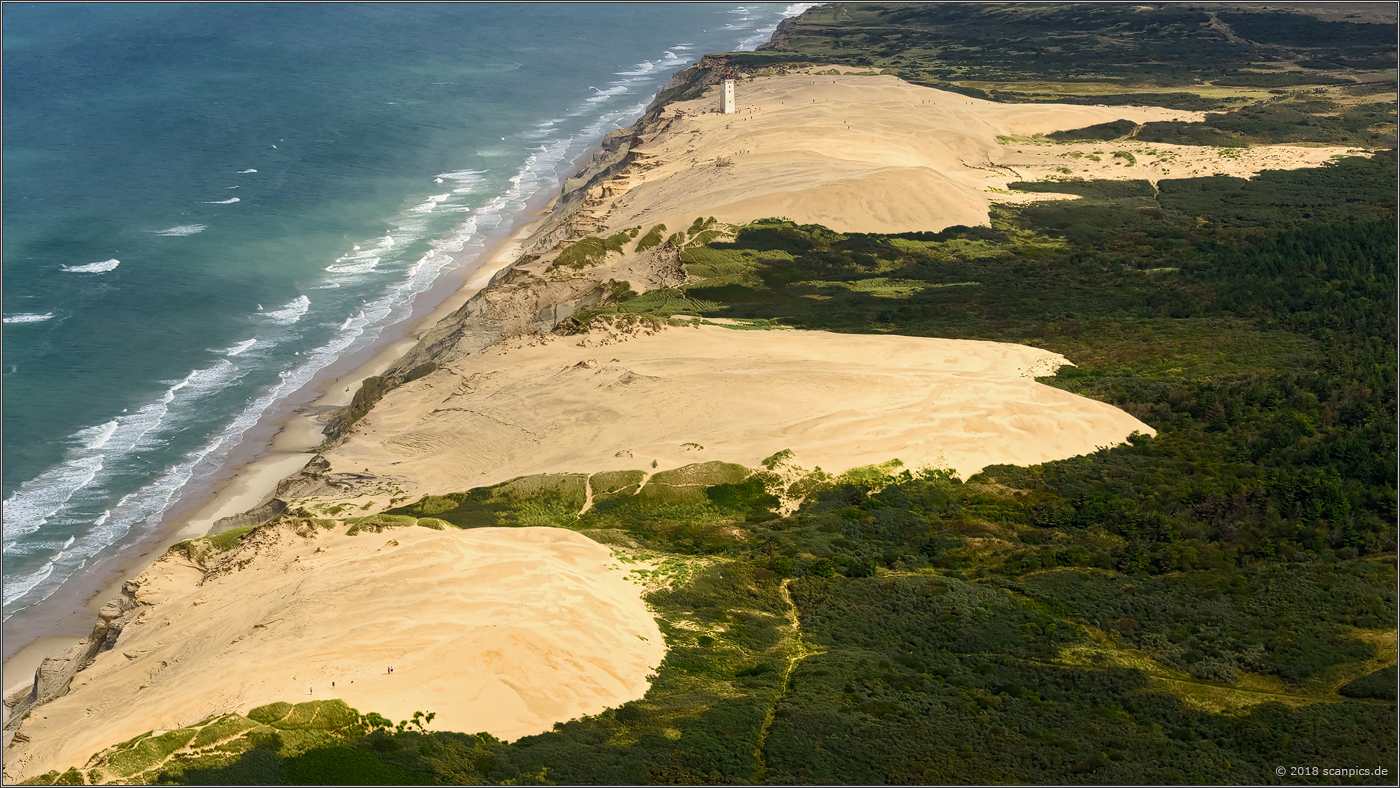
xmin=323 ymin=323 xmax=1153 ymax=499
xmin=576 ymin=72 xmax=1357 ymax=236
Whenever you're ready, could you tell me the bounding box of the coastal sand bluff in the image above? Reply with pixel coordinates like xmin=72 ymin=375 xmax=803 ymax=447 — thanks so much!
xmin=2 ymin=66 xmax=1364 ymax=782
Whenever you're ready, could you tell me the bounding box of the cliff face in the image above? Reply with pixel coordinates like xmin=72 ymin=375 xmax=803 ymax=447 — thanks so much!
xmin=3 ymin=579 xmax=144 ymax=740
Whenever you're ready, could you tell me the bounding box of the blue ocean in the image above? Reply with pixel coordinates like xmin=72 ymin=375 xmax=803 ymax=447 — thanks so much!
xmin=2 ymin=3 xmax=808 ymax=630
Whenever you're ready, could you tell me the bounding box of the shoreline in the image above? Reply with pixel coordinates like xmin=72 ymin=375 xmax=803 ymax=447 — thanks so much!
xmin=2 ymin=14 xmax=718 ymax=684
xmin=4 ymin=60 xmax=1367 ymax=697
xmin=1 ymin=181 xmax=556 ymax=692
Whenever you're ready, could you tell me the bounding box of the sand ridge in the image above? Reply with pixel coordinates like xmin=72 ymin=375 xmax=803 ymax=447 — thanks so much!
xmin=3 ymin=524 xmax=665 ymax=781
xmin=321 ymin=323 xmax=1153 ymax=501
xmin=577 ymin=72 xmax=1360 ymax=235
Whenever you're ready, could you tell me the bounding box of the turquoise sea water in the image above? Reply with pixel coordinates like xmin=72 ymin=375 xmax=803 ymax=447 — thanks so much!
xmin=2 ymin=3 xmax=808 ymax=624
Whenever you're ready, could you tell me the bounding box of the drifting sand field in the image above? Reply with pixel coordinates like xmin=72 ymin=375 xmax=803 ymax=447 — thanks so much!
xmin=322 ymin=324 xmax=1153 ymax=499
xmin=586 ymin=72 xmax=1358 ymax=235
xmin=5 ymin=525 xmax=665 ymax=780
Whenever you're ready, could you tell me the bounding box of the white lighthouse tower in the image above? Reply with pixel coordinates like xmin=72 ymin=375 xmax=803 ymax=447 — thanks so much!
xmin=721 ymin=72 xmax=736 ymax=114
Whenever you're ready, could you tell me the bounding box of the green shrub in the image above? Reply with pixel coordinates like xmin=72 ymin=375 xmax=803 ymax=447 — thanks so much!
xmin=1339 ymin=665 xmax=1398 ymax=700
xmin=1048 ymin=118 xmax=1140 ymax=141
xmin=635 ymin=223 xmax=667 ymax=252
xmin=191 ymin=715 xmax=262 ymax=748
xmin=603 ymin=228 xmax=639 ymax=254
xmin=247 ymin=702 xmax=293 ymax=726
xmin=553 ymin=237 xmax=608 ymax=269
xmin=386 ymin=473 xmax=587 ymax=529
xmin=105 ymin=728 xmax=196 ymax=778
xmin=207 ymin=525 xmax=256 ymax=554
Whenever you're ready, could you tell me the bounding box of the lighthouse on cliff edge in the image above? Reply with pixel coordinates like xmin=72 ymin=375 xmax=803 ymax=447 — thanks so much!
xmin=721 ymin=71 xmax=736 ymax=114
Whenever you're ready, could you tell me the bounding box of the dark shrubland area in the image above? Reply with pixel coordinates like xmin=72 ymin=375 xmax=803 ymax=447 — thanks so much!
xmin=26 ymin=3 xmax=1395 ymax=785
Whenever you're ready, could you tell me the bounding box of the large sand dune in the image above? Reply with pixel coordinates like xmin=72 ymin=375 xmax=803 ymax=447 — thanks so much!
xmin=5 ymin=525 xmax=665 ymax=780
xmin=588 ymin=72 xmax=1357 ymax=235
xmin=324 ymin=324 xmax=1153 ymax=498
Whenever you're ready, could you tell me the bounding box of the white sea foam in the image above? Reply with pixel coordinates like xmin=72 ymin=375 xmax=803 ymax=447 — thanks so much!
xmin=204 ymin=197 xmax=241 ymax=204
xmin=76 ymin=420 xmax=120 ymax=451
xmin=586 ymin=85 xmax=631 ymax=104
xmin=260 ymin=295 xmax=310 ymax=324
xmin=2 ymin=358 xmax=243 ymax=583
xmin=222 ymin=338 xmax=258 ymax=356
xmin=4 ymin=364 xmax=233 ymax=551
xmin=437 ymin=169 xmax=485 ymax=183
xmin=2 ymin=562 xmax=54 ymax=609
xmin=736 ymin=3 xmax=816 ymax=50
xmin=616 ymin=60 xmax=657 ymax=76
xmin=62 ymin=259 xmax=120 ymax=274
xmin=238 ymin=168 xmax=257 ymax=173
xmin=1 ymin=455 xmax=105 ymax=546
xmin=153 ymin=224 xmax=207 ymax=237
xmin=408 ymin=193 xmax=452 ymax=214
xmin=326 ymin=256 xmax=380 ymax=274
xmin=437 ymin=169 xmax=486 ymax=194
xmin=3 ymin=312 xmax=55 ymax=324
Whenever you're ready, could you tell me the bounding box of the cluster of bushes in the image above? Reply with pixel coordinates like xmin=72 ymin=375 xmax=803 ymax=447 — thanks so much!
xmin=1048 ymin=99 xmax=1397 ymax=148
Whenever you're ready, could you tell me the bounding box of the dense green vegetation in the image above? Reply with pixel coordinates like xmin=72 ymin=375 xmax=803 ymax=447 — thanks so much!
xmin=1049 ymin=101 xmax=1397 ymax=148
xmin=747 ymin=3 xmax=1394 ymax=87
